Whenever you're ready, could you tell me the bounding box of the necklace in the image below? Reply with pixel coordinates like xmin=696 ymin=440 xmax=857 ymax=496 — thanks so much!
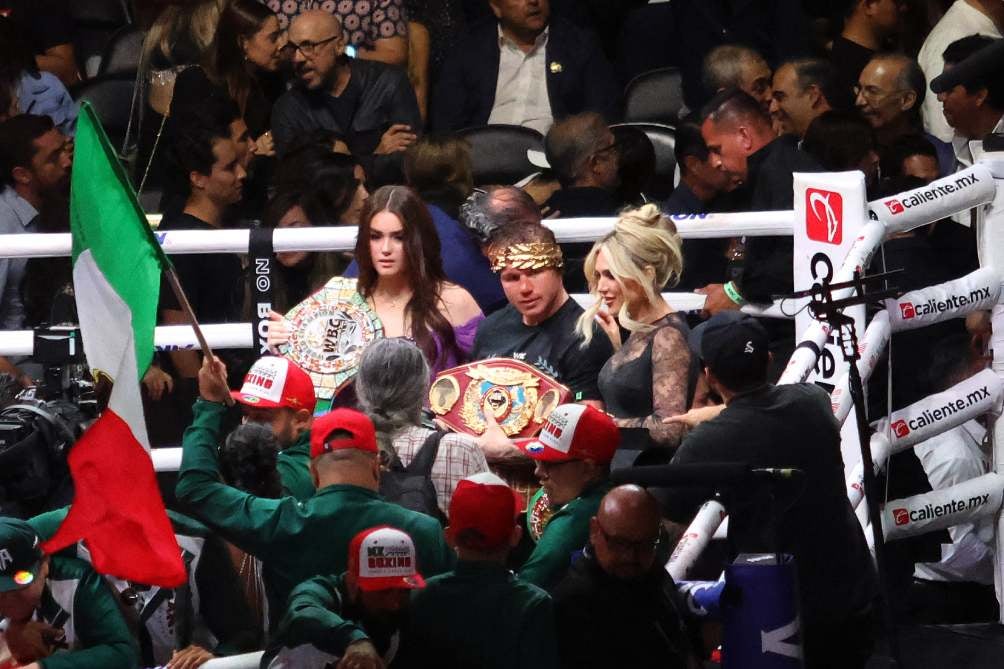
xmin=373 ymin=290 xmax=412 ymax=310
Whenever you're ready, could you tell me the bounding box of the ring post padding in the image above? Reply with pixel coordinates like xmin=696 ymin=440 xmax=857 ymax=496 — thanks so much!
xmin=666 ymin=499 xmax=727 ymax=582
xmin=882 ymin=472 xmax=1004 ymax=542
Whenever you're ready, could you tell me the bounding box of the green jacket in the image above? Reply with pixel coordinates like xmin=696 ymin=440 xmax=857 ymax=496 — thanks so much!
xmin=29 ymin=508 xmax=260 ymax=662
xmin=175 ymin=399 xmax=454 ymax=625
xmin=35 ymin=556 xmax=139 ymax=669
xmin=404 ymin=561 xmax=558 ymax=669
xmin=519 ymin=481 xmax=612 ymax=591
xmin=271 ymin=574 xmax=369 ymax=655
xmin=277 ymin=433 xmax=314 ymax=502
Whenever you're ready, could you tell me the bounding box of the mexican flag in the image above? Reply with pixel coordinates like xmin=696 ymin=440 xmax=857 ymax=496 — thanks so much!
xmin=43 ymin=103 xmax=186 ymax=587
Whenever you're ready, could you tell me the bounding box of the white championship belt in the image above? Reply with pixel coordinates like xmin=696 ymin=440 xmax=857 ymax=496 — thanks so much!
xmin=281 ymin=277 xmax=383 ymax=401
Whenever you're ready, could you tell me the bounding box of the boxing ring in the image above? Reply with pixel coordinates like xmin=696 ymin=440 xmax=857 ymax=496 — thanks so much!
xmin=1 ymin=148 xmax=1003 ymax=666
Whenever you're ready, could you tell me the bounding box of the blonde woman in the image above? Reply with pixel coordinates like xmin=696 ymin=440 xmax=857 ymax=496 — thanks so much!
xmin=576 ymin=204 xmax=697 ymax=448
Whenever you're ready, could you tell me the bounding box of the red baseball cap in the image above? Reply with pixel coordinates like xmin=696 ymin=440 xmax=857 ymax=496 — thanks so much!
xmin=231 ymin=356 xmax=316 ymax=412
xmin=518 ymin=404 xmax=620 ymax=464
xmin=309 ymin=408 xmax=378 ymax=458
xmin=448 ymin=472 xmax=524 ymax=550
xmin=348 ymin=526 xmax=426 ymax=591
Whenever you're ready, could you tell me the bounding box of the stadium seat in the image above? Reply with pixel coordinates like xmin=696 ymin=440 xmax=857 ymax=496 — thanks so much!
xmin=611 ymin=122 xmax=676 ymax=201
xmin=457 ymin=124 xmax=544 ymax=187
xmin=615 ymin=1 xmax=676 ymax=88
xmin=73 ymin=75 xmax=136 ymax=154
xmin=623 ymin=67 xmax=686 ymax=125
xmin=98 ymin=25 xmax=145 ymax=78
xmin=69 ymin=0 xmax=134 ymax=78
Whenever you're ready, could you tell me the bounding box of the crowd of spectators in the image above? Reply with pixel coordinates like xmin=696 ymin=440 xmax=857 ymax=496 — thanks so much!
xmin=1 ymin=0 xmax=1004 ymax=667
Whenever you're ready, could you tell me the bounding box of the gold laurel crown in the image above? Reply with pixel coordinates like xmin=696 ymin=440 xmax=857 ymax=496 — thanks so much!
xmin=489 ymin=242 xmax=564 ymax=272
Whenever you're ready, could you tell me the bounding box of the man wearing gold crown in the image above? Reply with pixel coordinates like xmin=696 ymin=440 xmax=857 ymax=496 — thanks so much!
xmin=472 ymin=223 xmax=612 ymax=410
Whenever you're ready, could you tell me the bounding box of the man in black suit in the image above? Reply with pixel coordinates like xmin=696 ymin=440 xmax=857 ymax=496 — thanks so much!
xmin=430 ymin=0 xmax=619 ymax=133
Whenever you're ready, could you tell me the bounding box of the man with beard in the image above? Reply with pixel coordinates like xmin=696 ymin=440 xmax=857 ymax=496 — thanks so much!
xmin=0 ymin=113 xmax=71 ymax=387
xmin=262 ymin=526 xmax=426 ymax=669
xmin=272 ymin=9 xmax=421 ymax=183
xmin=552 ymin=486 xmax=693 ymax=669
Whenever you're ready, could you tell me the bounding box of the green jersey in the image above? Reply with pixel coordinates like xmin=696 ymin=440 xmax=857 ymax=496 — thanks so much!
xmin=175 ymin=399 xmax=454 ymax=625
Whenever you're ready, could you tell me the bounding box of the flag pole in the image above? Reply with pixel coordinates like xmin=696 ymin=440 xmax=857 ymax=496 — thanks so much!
xmin=162 ymin=267 xmax=235 ymax=407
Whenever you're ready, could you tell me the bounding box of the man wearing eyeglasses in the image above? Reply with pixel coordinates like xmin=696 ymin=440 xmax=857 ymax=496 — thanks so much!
xmin=552 ymin=485 xmax=694 ymax=669
xmin=271 ymin=9 xmax=421 ymax=180
xmin=854 ymin=53 xmax=954 ymax=176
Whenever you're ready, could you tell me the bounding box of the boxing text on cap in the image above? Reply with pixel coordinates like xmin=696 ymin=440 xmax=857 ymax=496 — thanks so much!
xmin=518 ymin=404 xmax=620 ymax=464
xmin=310 ymin=408 xmax=379 ymax=458
xmin=449 ymin=472 xmax=524 ymax=550
xmin=348 ymin=526 xmax=426 ymax=591
xmin=231 ymin=356 xmax=316 ymax=412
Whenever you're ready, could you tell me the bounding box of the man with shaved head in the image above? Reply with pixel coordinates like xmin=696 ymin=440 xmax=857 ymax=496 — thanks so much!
xmin=551 ymin=485 xmax=693 ymax=668
xmin=271 ymin=9 xmax=421 ymax=180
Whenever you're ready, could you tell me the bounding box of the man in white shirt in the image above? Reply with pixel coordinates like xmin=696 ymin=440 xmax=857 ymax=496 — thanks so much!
xmin=430 ymin=0 xmax=618 ymax=133
xmin=917 ymin=0 xmax=1002 ymax=142
xmin=910 ymin=333 xmax=998 ymax=623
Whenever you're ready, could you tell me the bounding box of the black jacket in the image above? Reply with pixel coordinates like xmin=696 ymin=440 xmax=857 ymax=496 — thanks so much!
xmin=670 ymin=383 xmax=878 ymax=626
xmin=552 ymin=551 xmax=692 ymax=669
xmin=272 ymin=58 xmax=421 ymax=183
xmin=735 ymin=135 xmax=822 ymax=303
xmin=430 ymin=18 xmax=619 ymax=132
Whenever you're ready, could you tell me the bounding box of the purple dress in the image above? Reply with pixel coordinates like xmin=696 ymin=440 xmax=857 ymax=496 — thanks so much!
xmin=431 ymin=313 xmax=485 ymax=375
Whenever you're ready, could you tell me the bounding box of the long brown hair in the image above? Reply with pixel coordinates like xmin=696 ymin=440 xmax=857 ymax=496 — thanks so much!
xmin=355 ymin=186 xmax=458 ymax=367
xmin=204 ymin=0 xmax=274 ymax=114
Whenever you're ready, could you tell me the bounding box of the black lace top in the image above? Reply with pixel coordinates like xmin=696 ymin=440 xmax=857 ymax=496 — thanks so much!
xmin=597 ymin=313 xmax=697 ymax=448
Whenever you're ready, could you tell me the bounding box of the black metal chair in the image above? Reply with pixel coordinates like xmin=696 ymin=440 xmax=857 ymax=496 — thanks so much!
xmin=73 ymin=75 xmax=136 ymax=152
xmin=623 ymin=67 xmax=686 ymax=125
xmin=457 ymin=124 xmax=545 ymax=187
xmin=611 ymin=122 xmax=677 ymax=201
xmin=615 ymin=2 xmax=676 ymax=89
xmin=97 ymin=25 xmax=144 ymax=78
xmin=69 ymin=0 xmax=134 ymax=77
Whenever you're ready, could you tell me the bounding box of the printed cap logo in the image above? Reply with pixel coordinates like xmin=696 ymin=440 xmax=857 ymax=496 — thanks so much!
xmin=893 ymin=508 xmax=909 ymax=526
xmin=899 ymin=303 xmax=916 ymax=319
xmin=806 ymin=189 xmax=843 ymax=244
xmin=13 ymin=570 xmax=33 ymax=586
xmin=884 ymin=199 xmax=905 ymax=215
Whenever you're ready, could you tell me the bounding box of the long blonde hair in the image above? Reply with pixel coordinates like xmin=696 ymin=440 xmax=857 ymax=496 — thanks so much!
xmin=576 ymin=203 xmax=684 ymax=345
xmin=141 ymin=0 xmax=225 ymax=73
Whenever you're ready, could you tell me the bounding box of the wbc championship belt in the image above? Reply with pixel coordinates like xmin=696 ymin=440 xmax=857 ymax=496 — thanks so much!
xmin=281 ymin=276 xmax=383 ymax=401
xmin=428 ymin=358 xmax=569 ymax=439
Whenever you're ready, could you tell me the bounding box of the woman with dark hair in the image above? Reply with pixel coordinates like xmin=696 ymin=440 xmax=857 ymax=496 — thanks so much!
xmin=354 ymin=185 xmax=483 ymax=372
xmin=345 ymin=134 xmax=504 ymax=312
xmin=267 ymin=185 xmax=483 ymax=375
xmin=261 ymin=158 xmax=367 ymax=312
xmin=171 ymin=0 xmax=286 ymax=153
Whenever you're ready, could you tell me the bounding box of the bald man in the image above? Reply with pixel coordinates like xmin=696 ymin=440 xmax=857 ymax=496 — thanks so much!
xmin=551 ymin=485 xmax=693 ymax=669
xmin=271 ymin=9 xmax=421 ymax=178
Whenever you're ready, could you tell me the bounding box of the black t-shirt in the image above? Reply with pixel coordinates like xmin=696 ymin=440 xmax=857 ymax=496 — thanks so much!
xmin=471 ymin=298 xmax=613 ymax=401
xmin=157 ymin=213 xmax=244 ymax=324
xmin=670 ymin=383 xmax=878 ymax=626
